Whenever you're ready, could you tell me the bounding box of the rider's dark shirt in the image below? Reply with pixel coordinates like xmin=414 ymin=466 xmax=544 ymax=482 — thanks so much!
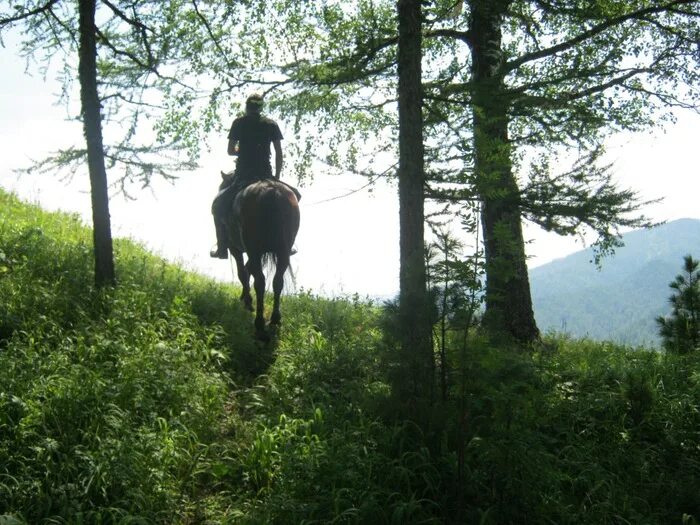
xmin=228 ymin=114 xmax=283 ymax=180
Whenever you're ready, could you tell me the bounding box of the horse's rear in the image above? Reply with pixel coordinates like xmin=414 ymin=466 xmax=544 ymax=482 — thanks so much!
xmin=229 ymin=179 xmax=300 ymax=336
xmin=238 ymin=180 xmax=299 ymax=257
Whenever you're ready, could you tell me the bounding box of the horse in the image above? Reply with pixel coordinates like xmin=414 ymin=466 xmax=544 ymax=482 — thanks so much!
xmin=224 ymin=179 xmax=300 ymax=337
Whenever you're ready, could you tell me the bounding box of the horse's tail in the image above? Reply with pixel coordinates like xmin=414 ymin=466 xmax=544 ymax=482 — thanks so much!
xmin=285 ymin=257 xmax=296 ymax=286
xmin=260 ymin=251 xmax=296 ymax=288
xmin=261 ymin=252 xmax=277 ymax=273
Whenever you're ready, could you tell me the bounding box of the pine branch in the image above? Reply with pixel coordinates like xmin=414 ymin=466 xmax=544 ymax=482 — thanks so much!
xmin=520 ymin=149 xmax=661 ymax=239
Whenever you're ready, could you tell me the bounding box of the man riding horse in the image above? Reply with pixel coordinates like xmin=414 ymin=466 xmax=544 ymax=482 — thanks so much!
xmin=211 ymin=93 xmax=284 ymax=259
xmin=210 ymin=94 xmax=300 ymax=336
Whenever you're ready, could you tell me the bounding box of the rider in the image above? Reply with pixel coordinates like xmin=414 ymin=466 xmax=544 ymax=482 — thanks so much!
xmin=210 ymin=93 xmax=284 ymax=259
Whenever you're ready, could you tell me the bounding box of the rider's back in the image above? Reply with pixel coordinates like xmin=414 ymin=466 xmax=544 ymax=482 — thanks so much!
xmin=230 ymin=114 xmax=282 ymax=176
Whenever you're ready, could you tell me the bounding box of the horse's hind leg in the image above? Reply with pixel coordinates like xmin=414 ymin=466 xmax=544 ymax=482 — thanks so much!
xmin=270 ymin=253 xmax=290 ymax=326
xmin=232 ymin=249 xmax=252 ymax=311
xmin=248 ymin=254 xmax=267 ymax=334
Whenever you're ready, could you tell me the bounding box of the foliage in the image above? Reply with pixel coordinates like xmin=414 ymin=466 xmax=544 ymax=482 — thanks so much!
xmin=657 ymin=255 xmax=700 ymax=354
xmin=195 ymin=0 xmax=700 ymax=341
xmin=530 ymin=338 xmax=700 ymax=524
xmin=1 ymin=189 xmax=699 ymax=524
xmin=6 ymin=2 xmax=698 ymax=337
xmin=0 ymin=189 xmax=234 ymax=521
xmin=0 ymin=1 xmax=229 ymax=188
xmin=426 ymin=212 xmax=484 ymax=402
xmin=209 ymin=0 xmax=700 ymax=242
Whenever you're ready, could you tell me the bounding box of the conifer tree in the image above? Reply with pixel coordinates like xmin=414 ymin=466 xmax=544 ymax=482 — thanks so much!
xmin=426 ymin=221 xmax=482 ymax=401
xmin=657 ymin=255 xmax=700 ymax=354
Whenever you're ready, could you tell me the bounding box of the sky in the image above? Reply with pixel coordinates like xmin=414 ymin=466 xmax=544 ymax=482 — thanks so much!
xmin=2 ymin=37 xmax=700 ymax=299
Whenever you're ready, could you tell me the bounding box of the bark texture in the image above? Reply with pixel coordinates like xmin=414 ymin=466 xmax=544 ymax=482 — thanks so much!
xmin=78 ymin=0 xmax=115 ymax=288
xmin=469 ymin=0 xmax=539 ymax=343
xmin=397 ymin=0 xmax=432 ymax=396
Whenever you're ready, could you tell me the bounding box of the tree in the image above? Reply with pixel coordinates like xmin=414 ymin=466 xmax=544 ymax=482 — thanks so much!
xmin=397 ymin=0 xmax=432 ymax=398
xmin=423 ymin=0 xmax=700 ymax=343
xmin=657 ymin=255 xmax=700 ymax=354
xmin=1 ymin=1 xmax=217 ymax=287
xmin=467 ymin=0 xmax=539 ymax=342
xmin=78 ymin=0 xmax=114 ymax=287
xmin=426 ymin=219 xmax=483 ymax=402
xmin=101 ymin=0 xmax=697 ymax=346
xmin=217 ymin=1 xmax=700 ymax=345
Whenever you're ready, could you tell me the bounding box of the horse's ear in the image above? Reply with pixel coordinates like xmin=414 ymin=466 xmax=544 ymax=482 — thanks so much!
xmin=221 ymin=170 xmax=234 ymax=182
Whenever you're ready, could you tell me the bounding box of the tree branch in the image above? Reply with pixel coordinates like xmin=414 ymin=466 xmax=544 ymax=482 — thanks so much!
xmin=99 ymin=0 xmax=153 ymax=33
xmin=95 ymin=26 xmax=150 ymax=70
xmin=425 ymin=28 xmax=471 ymax=45
xmin=503 ymin=0 xmax=697 ymax=73
xmin=94 ymin=27 xmax=197 ymax=91
xmin=100 ymin=0 xmax=156 ymax=68
xmin=513 ymin=68 xmax=646 ymax=111
xmin=44 ymin=4 xmax=78 ymax=49
xmin=0 ymin=0 xmax=59 ymax=26
xmin=191 ymin=0 xmax=236 ymax=69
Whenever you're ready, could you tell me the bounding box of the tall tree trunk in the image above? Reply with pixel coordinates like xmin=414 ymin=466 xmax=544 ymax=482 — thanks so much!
xmin=397 ymin=0 xmax=432 ymax=398
xmin=78 ymin=0 xmax=115 ymax=288
xmin=469 ymin=0 xmax=539 ymax=344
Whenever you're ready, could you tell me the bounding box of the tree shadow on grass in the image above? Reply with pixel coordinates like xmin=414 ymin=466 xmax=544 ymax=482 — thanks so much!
xmin=187 ymin=281 xmax=279 ymax=383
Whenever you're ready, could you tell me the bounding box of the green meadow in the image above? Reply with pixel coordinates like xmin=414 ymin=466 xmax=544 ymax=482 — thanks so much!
xmin=1 ymin=189 xmax=698 ymax=524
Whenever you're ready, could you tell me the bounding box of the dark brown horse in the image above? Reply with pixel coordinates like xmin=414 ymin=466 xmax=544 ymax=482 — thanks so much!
xmin=225 ymin=179 xmax=300 ymax=336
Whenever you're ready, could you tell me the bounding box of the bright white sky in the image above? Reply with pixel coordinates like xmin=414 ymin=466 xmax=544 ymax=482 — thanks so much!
xmin=1 ymin=38 xmax=699 ymax=299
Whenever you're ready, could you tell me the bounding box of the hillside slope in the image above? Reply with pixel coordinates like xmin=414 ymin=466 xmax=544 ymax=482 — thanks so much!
xmin=530 ymin=218 xmax=700 ymax=346
xmin=2 ymin=189 xmax=699 ymax=524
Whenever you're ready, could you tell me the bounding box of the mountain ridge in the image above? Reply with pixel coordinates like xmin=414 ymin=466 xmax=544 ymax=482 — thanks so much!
xmin=530 ymin=218 xmax=700 ymax=346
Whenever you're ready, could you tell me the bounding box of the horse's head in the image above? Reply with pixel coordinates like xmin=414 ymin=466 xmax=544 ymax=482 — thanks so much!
xmin=220 ymin=170 xmax=235 ymax=183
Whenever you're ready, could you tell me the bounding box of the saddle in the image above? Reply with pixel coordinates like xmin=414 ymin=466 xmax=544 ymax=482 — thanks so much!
xmin=219 ymin=171 xmax=302 ymax=201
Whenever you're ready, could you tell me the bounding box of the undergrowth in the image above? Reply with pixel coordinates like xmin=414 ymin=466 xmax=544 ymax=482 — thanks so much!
xmin=1 ymin=189 xmax=698 ymax=524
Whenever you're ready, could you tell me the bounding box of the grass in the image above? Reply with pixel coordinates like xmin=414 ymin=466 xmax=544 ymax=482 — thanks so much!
xmin=1 ymin=188 xmax=699 ymax=524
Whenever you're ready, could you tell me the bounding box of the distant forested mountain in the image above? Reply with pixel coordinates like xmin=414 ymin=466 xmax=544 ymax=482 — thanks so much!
xmin=530 ymin=219 xmax=700 ymax=347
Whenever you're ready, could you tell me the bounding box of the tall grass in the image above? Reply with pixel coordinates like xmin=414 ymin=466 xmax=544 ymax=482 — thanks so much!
xmin=0 ymin=191 xmax=237 ymax=522
xmin=1 ymin=189 xmax=698 ymax=523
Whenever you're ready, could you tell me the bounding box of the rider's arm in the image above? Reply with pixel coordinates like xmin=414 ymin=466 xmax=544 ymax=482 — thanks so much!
xmin=273 ymin=139 xmax=283 ymax=179
xmin=227 ymin=139 xmax=239 ymax=156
